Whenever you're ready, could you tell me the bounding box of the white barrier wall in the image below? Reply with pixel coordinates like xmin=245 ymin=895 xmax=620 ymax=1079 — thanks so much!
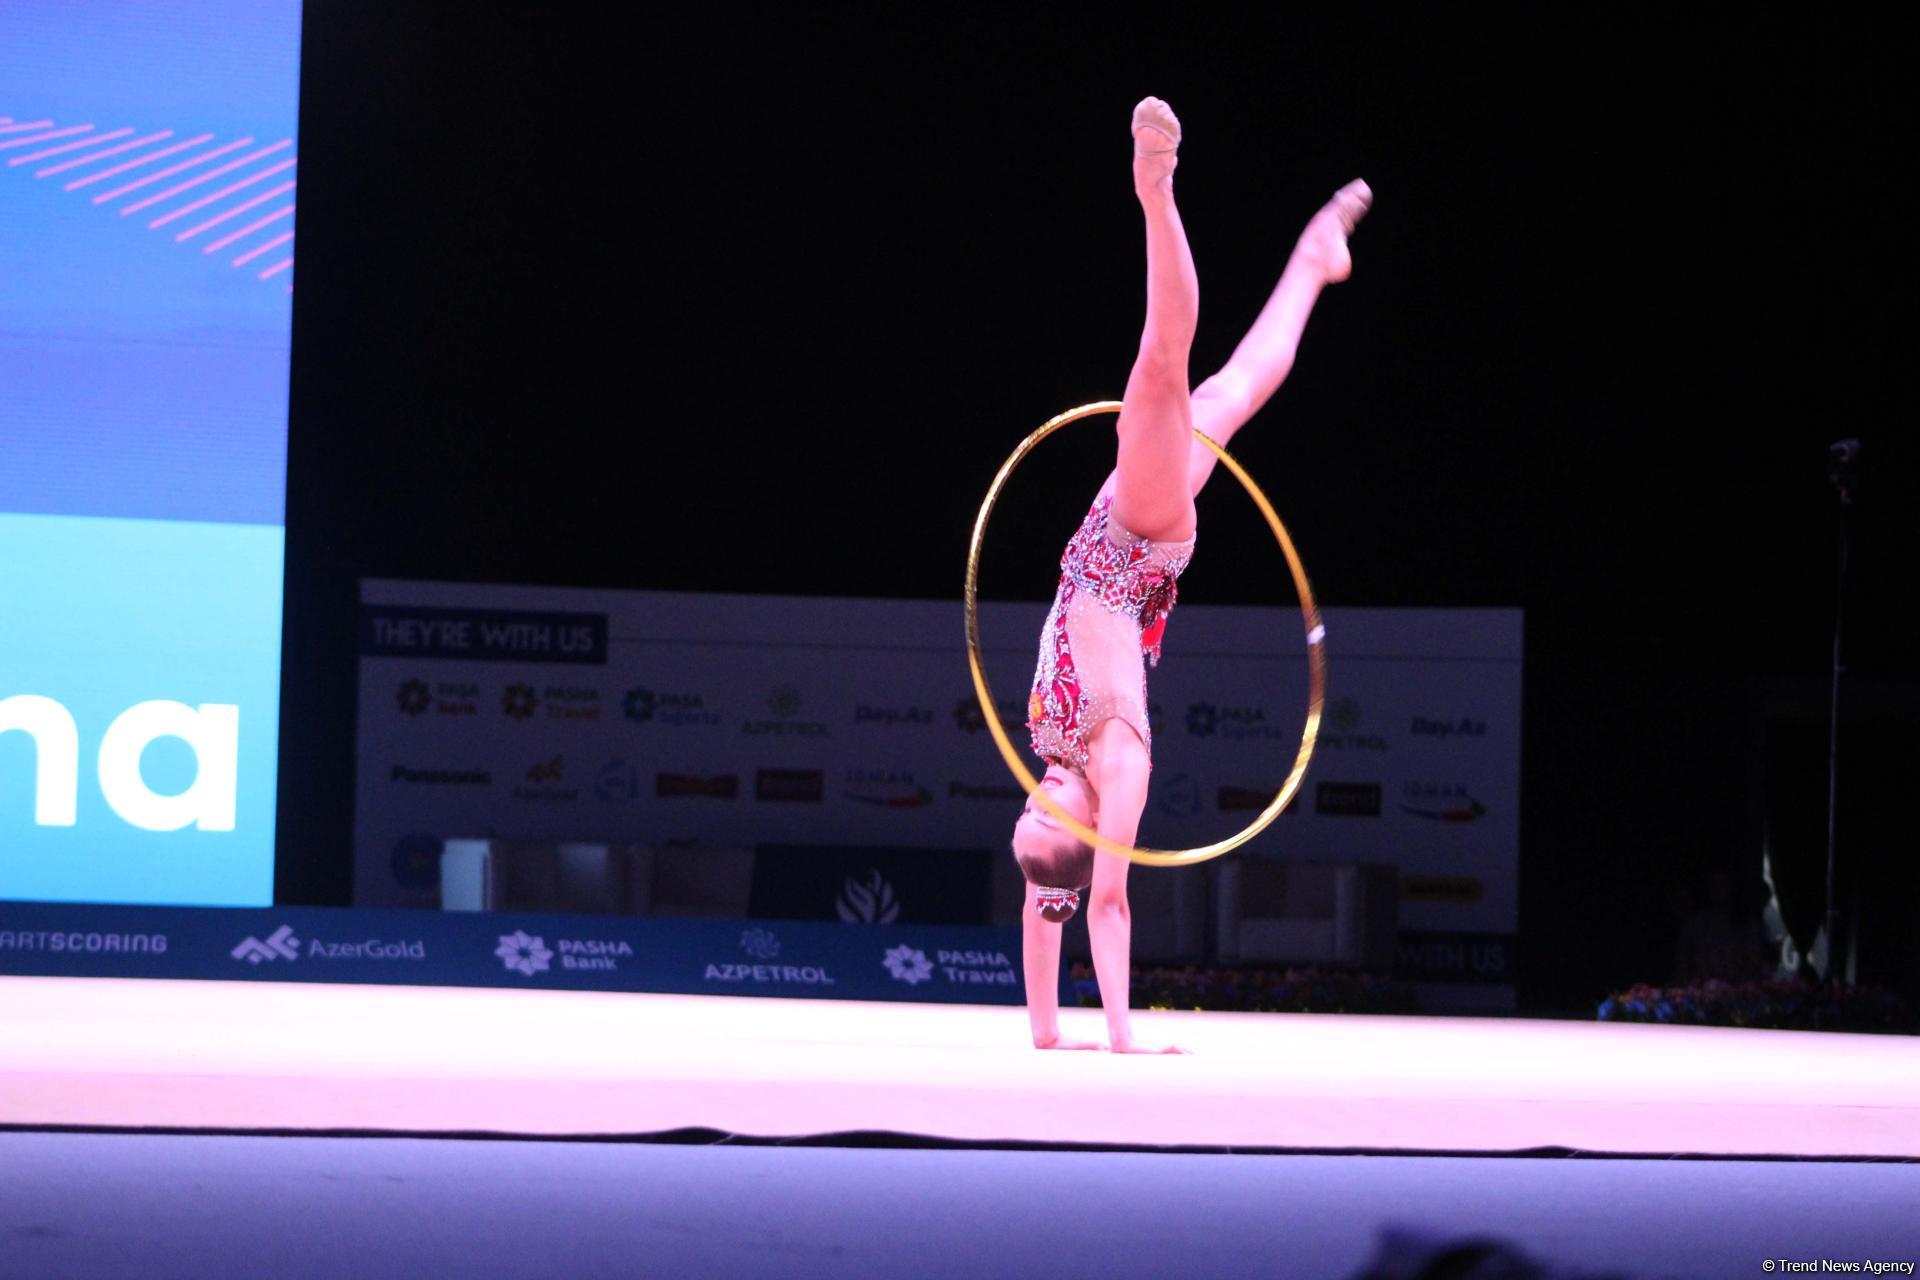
xmin=354 ymin=580 xmax=1521 ymax=963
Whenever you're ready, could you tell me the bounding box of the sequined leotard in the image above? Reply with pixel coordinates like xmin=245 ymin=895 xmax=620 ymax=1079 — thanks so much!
xmin=1027 ymin=492 xmax=1196 ymax=776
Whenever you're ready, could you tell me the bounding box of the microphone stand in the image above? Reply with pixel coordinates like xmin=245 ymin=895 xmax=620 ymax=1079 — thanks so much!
xmin=1823 ymin=439 xmax=1859 ymax=996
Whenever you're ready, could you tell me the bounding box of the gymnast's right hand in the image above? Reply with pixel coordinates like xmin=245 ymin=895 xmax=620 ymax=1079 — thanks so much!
xmin=1033 ymin=1032 xmax=1104 ymax=1051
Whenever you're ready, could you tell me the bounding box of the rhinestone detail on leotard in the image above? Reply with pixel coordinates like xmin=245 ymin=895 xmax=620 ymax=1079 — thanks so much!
xmin=1026 ymin=493 xmax=1195 ymax=776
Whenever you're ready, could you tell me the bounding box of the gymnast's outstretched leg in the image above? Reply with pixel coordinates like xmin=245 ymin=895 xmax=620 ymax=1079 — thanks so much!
xmin=1106 ymin=96 xmax=1202 ymax=545
xmin=1185 ymin=179 xmax=1372 ymax=495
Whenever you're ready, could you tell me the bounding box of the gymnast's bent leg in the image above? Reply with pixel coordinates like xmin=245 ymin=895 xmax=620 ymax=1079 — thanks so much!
xmin=1186 ymin=179 xmax=1372 ymax=496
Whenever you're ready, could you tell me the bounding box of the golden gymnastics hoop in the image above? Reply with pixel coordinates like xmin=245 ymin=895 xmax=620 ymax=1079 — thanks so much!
xmin=964 ymin=400 xmax=1326 ymax=868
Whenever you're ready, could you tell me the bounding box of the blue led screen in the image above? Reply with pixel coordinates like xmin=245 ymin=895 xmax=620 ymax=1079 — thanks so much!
xmin=1 ymin=0 xmax=302 ymax=904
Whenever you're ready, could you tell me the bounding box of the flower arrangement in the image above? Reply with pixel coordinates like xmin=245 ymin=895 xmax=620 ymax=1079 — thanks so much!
xmin=1073 ymin=962 xmax=1417 ymax=1014
xmin=1596 ymin=976 xmax=1916 ymax=1034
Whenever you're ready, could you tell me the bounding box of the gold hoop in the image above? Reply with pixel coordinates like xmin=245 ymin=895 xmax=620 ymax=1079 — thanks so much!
xmin=964 ymin=400 xmax=1326 ymax=868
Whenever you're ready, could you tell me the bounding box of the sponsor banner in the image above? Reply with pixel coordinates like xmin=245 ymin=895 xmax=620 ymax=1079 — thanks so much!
xmin=391 ymin=764 xmax=493 ymax=786
xmin=948 ymin=779 xmax=1025 ymax=803
xmin=756 ymin=768 xmax=824 ymax=803
xmin=1399 ymin=782 xmax=1487 ymax=823
xmin=655 ymin=771 xmax=739 ymax=799
xmin=1315 ymin=782 xmax=1383 ymax=818
xmin=1393 ymin=929 xmax=1517 ymax=983
xmin=1410 ymin=716 xmax=1488 ymax=741
xmin=843 ymin=767 xmax=933 ymax=810
xmin=739 ymin=685 xmax=832 ymax=739
xmin=1154 ymin=773 xmax=1205 ymax=819
xmin=0 ymin=900 xmax=1042 ymax=1005
xmin=624 ymin=687 xmax=720 ymax=728
xmin=1217 ymin=784 xmax=1295 ymax=814
xmin=1310 ymin=697 xmax=1394 ymax=753
xmin=353 ymin=581 xmax=1522 ymax=941
xmin=853 ymin=704 xmax=935 ymax=729
xmin=361 ymin=606 xmax=609 ymax=665
xmin=512 ymin=754 xmax=578 ymax=805
xmin=747 ymin=845 xmax=993 ymax=926
xmin=1400 ymin=875 xmax=1487 ymax=905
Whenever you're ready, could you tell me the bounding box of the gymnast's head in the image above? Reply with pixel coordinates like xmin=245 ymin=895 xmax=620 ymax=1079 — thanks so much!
xmin=1011 ymin=763 xmax=1096 ymax=923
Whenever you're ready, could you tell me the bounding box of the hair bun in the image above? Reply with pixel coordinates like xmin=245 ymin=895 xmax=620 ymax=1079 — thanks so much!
xmin=1035 ymin=886 xmax=1081 ymax=923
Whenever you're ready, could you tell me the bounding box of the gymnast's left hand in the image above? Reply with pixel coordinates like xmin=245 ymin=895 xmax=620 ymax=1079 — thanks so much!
xmin=1034 ymin=1032 xmax=1105 ymax=1051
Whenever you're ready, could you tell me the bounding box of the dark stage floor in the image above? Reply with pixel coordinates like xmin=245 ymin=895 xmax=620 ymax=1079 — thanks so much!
xmin=3 ymin=1132 xmax=1916 ymax=1279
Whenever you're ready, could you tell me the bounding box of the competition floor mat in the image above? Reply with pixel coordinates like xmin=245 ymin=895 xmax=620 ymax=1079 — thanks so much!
xmin=5 ymin=976 xmax=1917 ymax=1157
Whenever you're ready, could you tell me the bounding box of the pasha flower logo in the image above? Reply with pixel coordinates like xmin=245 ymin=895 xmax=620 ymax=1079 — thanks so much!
xmin=882 ymin=945 xmax=934 ymax=986
xmin=1327 ymin=698 xmax=1363 ymax=733
xmin=1185 ymin=702 xmax=1219 ymax=737
xmin=502 ymin=683 xmax=537 ymax=720
xmin=396 ymin=679 xmax=431 ymax=717
xmin=837 ymin=870 xmax=902 ymax=924
xmin=622 ymin=686 xmax=717 ymax=728
xmin=740 ymin=928 xmax=781 ymax=961
xmin=495 ymin=931 xmax=552 ymax=977
xmin=767 ymin=685 xmax=803 ymax=718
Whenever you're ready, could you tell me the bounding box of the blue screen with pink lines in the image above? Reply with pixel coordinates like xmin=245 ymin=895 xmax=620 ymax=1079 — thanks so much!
xmin=1 ymin=0 xmax=301 ymax=905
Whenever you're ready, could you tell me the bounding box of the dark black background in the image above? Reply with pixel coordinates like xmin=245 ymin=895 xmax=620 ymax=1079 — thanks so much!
xmin=279 ymin=5 xmax=1916 ymax=1012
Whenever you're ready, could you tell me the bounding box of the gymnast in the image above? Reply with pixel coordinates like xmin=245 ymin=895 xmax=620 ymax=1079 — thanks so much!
xmin=1014 ymin=97 xmax=1369 ymax=1052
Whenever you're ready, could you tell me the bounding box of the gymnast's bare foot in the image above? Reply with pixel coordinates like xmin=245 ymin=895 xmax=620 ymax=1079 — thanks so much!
xmin=1295 ymin=178 xmax=1372 ymax=283
xmin=1131 ymin=95 xmax=1181 ymax=193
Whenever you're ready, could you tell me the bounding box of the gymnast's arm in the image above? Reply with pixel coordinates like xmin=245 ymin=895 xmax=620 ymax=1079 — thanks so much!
xmin=1083 ymin=723 xmax=1152 ymax=1052
xmin=1023 ymin=883 xmax=1098 ymax=1050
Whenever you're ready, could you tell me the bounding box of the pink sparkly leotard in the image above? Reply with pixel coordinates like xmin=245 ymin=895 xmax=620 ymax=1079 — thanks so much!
xmin=1027 ymin=492 xmax=1196 ymax=775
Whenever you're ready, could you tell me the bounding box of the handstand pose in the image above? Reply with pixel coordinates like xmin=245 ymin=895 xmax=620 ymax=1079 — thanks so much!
xmin=1014 ymin=97 xmax=1369 ymax=1053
